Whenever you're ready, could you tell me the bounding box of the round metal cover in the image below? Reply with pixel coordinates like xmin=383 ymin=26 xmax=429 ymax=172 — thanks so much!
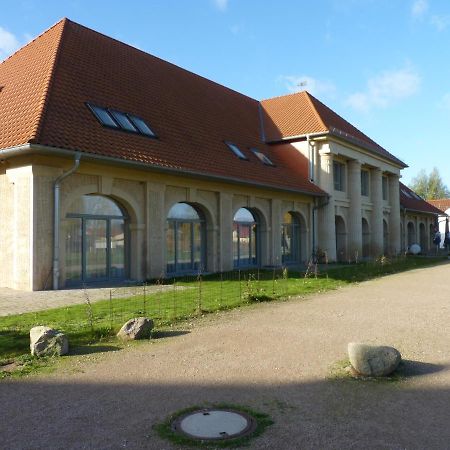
xmin=172 ymin=408 xmax=257 ymax=441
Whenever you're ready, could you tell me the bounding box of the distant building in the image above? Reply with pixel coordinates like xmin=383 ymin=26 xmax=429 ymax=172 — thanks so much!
xmin=399 ymin=183 xmax=443 ymax=252
xmin=427 ymin=199 xmax=450 ymax=248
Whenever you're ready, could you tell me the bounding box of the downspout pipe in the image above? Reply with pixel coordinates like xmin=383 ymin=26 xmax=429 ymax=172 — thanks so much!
xmin=53 ymin=153 xmax=81 ymax=290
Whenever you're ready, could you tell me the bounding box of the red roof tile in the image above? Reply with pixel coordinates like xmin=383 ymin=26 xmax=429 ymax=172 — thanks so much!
xmin=261 ymin=91 xmax=406 ymax=168
xmin=428 ymin=199 xmax=450 ymax=213
xmin=400 ymin=182 xmax=443 ymax=215
xmin=0 ymin=19 xmax=325 ymax=196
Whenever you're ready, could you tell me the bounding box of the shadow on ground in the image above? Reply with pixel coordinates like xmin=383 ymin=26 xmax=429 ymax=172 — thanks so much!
xmin=1 ymin=377 xmax=449 ymax=450
xmin=152 ymin=330 xmax=191 ymax=339
xmin=69 ymin=345 xmax=122 ymax=356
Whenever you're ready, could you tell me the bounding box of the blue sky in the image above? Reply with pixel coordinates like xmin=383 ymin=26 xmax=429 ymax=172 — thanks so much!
xmin=1 ymin=0 xmax=449 ymax=188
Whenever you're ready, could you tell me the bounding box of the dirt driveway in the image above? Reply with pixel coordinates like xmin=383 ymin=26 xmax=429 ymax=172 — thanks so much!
xmin=1 ymin=263 xmax=450 ymax=449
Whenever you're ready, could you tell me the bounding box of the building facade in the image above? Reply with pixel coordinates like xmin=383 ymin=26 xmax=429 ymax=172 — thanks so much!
xmin=0 ymin=19 xmax=410 ymax=291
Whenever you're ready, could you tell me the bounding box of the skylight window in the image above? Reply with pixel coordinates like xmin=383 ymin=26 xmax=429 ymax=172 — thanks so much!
xmin=109 ymin=110 xmax=138 ymax=132
xmin=86 ymin=103 xmax=157 ymax=138
xmin=251 ymin=149 xmax=275 ymax=166
xmin=88 ymin=104 xmax=119 ymax=128
xmin=128 ymin=115 xmax=156 ymax=137
xmin=401 ymin=189 xmax=412 ymax=198
xmin=225 ymin=142 xmax=248 ymax=160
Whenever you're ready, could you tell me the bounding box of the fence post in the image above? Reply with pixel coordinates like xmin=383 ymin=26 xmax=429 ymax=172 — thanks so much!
xmin=173 ymin=278 xmax=177 ymax=319
xmin=220 ymin=272 xmax=223 ymax=308
xmin=272 ymin=267 xmax=276 ymax=295
xmin=238 ymin=270 xmax=242 ymax=303
xmin=143 ymin=282 xmax=147 ymax=315
xmin=109 ymin=289 xmax=113 ymax=331
xmin=197 ymin=273 xmax=202 ymax=315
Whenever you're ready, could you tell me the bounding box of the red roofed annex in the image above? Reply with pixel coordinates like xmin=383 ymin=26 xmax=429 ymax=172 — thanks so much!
xmin=0 ymin=19 xmax=436 ymax=291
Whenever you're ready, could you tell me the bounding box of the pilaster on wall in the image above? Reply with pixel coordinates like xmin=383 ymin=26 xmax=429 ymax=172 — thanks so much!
xmin=371 ymin=168 xmax=384 ymax=255
xmin=347 ymin=160 xmax=362 ymax=259
xmin=219 ymin=192 xmax=233 ymax=271
xmin=389 ymin=174 xmax=401 ymax=254
xmin=317 ymin=152 xmax=336 ymax=261
xmin=270 ymin=199 xmax=282 ymax=266
xmin=6 ymin=166 xmax=33 ymax=291
xmin=145 ymin=182 xmax=166 ymax=279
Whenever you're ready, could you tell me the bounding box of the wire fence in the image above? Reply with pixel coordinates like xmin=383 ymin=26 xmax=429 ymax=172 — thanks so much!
xmin=81 ymin=268 xmax=292 ymax=336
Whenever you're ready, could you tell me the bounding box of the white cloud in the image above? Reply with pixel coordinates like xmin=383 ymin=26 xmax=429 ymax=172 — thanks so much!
xmin=430 ymin=14 xmax=450 ymax=31
xmin=411 ymin=0 xmax=428 ymax=18
xmin=213 ymin=0 xmax=228 ymax=11
xmin=0 ymin=26 xmax=20 ymax=59
xmin=345 ymin=66 xmax=421 ymax=113
xmin=280 ymin=75 xmax=336 ymax=98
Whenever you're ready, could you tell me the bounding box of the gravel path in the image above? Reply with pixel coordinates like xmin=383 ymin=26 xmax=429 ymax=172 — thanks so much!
xmin=1 ymin=263 xmax=450 ymax=449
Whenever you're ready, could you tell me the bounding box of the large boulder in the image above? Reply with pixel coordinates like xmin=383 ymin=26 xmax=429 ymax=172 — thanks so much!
xmin=30 ymin=326 xmax=69 ymax=357
xmin=117 ymin=317 xmax=154 ymax=340
xmin=348 ymin=343 xmax=401 ymax=377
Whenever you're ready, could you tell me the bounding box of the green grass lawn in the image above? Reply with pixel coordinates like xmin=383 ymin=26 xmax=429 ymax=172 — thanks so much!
xmin=0 ymin=256 xmax=446 ymax=366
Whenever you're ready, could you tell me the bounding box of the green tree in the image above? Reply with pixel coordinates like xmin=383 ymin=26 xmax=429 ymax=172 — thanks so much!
xmin=409 ymin=167 xmax=450 ymax=199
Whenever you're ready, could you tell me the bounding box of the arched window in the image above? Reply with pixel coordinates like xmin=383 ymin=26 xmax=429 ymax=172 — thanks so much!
xmin=233 ymin=208 xmax=258 ymax=267
xmin=407 ymin=222 xmax=415 ymax=248
xmin=166 ymin=203 xmax=204 ymax=274
xmin=282 ymin=212 xmax=300 ymax=264
xmin=335 ymin=215 xmax=347 ymax=262
xmin=383 ymin=219 xmax=389 ymax=254
xmin=65 ymin=195 xmax=127 ymax=285
xmin=362 ymin=218 xmax=370 ymax=258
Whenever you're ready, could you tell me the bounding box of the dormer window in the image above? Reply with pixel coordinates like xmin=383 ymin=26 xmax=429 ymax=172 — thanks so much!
xmin=226 ymin=142 xmax=248 ymax=160
xmin=87 ymin=103 xmax=157 ymax=138
xmin=251 ymin=149 xmax=275 ymax=166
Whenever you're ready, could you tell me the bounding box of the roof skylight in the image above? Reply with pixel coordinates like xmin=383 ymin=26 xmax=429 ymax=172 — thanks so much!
xmin=251 ymin=149 xmax=275 ymax=166
xmin=87 ymin=103 xmax=157 ymax=138
xmin=401 ymin=189 xmax=412 ymax=198
xmin=109 ymin=110 xmax=138 ymax=132
xmin=226 ymin=142 xmax=248 ymax=160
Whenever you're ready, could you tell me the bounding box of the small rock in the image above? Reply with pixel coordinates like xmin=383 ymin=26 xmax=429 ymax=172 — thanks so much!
xmin=117 ymin=317 xmax=154 ymax=340
xmin=348 ymin=343 xmax=401 ymax=377
xmin=30 ymin=326 xmax=69 ymax=357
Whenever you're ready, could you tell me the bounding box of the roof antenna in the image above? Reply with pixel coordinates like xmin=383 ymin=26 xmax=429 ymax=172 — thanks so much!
xmin=297 ymin=81 xmax=307 ymax=88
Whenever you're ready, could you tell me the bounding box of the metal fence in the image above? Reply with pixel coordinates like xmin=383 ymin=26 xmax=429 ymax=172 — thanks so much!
xmin=74 ymin=268 xmax=292 ymax=340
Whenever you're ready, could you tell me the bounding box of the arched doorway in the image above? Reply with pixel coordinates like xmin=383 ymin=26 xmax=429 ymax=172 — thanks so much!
xmin=362 ymin=218 xmax=370 ymax=258
xmin=383 ymin=219 xmax=389 ymax=255
xmin=419 ymin=223 xmax=427 ymax=252
xmin=281 ymin=212 xmax=300 ymax=265
xmin=407 ymin=222 xmax=415 ymax=248
xmin=335 ymin=216 xmax=347 ymax=262
xmin=166 ymin=203 xmax=205 ymax=274
xmin=64 ymin=195 xmax=128 ymax=285
xmin=233 ymin=208 xmax=258 ymax=267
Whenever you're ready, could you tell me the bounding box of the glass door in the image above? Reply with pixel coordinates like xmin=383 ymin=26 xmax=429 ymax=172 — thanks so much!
xmin=85 ymin=219 xmax=108 ymax=281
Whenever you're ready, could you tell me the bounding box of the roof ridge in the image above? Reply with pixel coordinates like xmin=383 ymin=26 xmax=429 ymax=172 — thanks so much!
xmin=261 ymin=90 xmax=310 ymax=103
xmin=0 ymin=18 xmax=68 ymax=65
xmin=302 ymin=91 xmax=327 ymax=131
xmin=28 ymin=19 xmax=68 ymax=142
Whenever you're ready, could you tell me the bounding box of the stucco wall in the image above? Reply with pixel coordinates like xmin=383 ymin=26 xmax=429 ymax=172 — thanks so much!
xmin=4 ymin=156 xmax=316 ymax=290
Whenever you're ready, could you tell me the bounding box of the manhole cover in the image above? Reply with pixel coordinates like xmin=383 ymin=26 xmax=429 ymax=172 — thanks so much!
xmin=172 ymin=408 xmax=257 ymax=441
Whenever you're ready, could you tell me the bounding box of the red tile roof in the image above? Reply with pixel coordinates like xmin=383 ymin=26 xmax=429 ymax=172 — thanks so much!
xmin=0 ymin=19 xmax=325 ymax=196
xmin=428 ymin=199 xmax=450 ymax=213
xmin=400 ymin=182 xmax=443 ymax=215
xmin=261 ymin=91 xmax=406 ymax=168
